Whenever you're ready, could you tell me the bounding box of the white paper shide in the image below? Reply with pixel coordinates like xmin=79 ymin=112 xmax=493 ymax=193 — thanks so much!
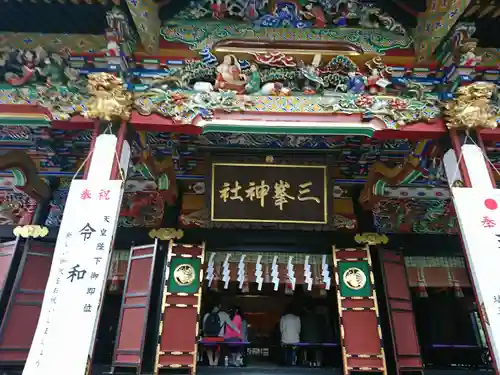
xmin=452 ymin=188 xmax=500 ymax=366
xmin=23 ymin=180 xmax=123 ymax=375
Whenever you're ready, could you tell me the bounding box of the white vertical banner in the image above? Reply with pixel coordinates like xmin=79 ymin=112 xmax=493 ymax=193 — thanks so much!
xmin=23 ymin=179 xmax=124 ymax=375
xmin=452 ymin=187 xmax=500 ymax=365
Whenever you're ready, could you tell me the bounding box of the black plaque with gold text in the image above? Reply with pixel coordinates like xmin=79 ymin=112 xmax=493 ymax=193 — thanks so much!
xmin=210 ymin=163 xmax=328 ymax=224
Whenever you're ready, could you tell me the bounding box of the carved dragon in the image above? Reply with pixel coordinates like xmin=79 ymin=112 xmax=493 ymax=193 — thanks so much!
xmin=359 ymin=156 xmax=420 ymax=209
xmin=374 ymin=199 xmax=456 ymax=234
xmin=359 ymin=140 xmax=435 ymax=209
xmin=133 ymin=151 xmax=178 ymax=206
xmin=0 ymin=150 xmax=50 ymax=201
xmin=82 ymin=73 xmax=133 ymax=121
xmin=443 ymin=82 xmax=498 ymax=130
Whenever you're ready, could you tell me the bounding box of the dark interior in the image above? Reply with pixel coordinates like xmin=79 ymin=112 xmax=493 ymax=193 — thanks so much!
xmin=412 ymin=287 xmax=490 ymax=370
xmin=199 ymin=281 xmax=342 ymax=369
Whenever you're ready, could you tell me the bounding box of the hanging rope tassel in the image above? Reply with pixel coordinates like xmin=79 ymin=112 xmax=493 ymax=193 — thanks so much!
xmin=447 ymin=262 xmax=464 ymax=298
xmin=453 ymin=279 xmax=464 ymax=298
xmin=211 ymin=263 xmax=221 ymax=292
xmin=417 ymin=267 xmax=428 ymax=298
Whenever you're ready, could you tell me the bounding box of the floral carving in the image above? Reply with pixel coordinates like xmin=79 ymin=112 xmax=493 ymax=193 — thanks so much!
xmin=320 ymin=93 xmax=439 ymax=127
xmin=7 ymin=86 xmax=87 ymax=121
xmin=134 ymin=89 xmax=252 ymax=123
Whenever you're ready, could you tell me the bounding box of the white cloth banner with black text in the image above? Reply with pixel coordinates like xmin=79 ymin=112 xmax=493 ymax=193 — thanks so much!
xmin=452 ymin=187 xmax=500 ymax=365
xmin=23 ymin=179 xmax=124 ymax=375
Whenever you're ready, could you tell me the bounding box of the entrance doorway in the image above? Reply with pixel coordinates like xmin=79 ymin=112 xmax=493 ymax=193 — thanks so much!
xmin=413 ymin=287 xmax=491 ymax=370
xmin=92 ymin=282 xmax=124 ymax=373
xmin=197 ymin=250 xmax=342 ymax=373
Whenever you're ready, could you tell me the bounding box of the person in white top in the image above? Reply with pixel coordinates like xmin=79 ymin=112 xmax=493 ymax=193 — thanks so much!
xmin=280 ymin=306 xmax=301 ymax=366
xmin=280 ymin=310 xmax=301 ymax=344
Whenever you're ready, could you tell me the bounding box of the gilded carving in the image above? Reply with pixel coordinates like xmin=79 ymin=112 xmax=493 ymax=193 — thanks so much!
xmin=173 ymin=264 xmax=196 ymax=286
xmin=343 ymin=267 xmax=367 ymax=290
xmin=13 ymin=225 xmax=49 ymax=238
xmin=149 ymin=228 xmax=184 ymax=241
xmin=82 ymin=73 xmax=133 ymax=121
xmin=134 ymin=90 xmax=252 ymax=123
xmin=443 ymin=82 xmax=498 ymax=130
xmin=354 ymin=232 xmax=389 ymax=245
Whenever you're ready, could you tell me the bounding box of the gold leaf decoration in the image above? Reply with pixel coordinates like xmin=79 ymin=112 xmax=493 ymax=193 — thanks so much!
xmin=149 ymin=228 xmax=184 ymax=240
xmin=443 ymin=82 xmax=498 ymax=130
xmin=82 ymin=73 xmax=132 ymax=121
xmin=354 ymin=232 xmax=389 ymax=245
xmin=13 ymin=225 xmax=49 ymax=238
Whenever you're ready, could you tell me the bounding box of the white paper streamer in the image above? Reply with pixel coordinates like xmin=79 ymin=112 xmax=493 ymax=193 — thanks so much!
xmin=304 ymin=255 xmax=312 ymax=291
xmin=287 ymin=256 xmax=296 ymax=290
xmin=255 ymin=255 xmax=263 ymax=291
xmin=206 ymin=253 xmax=215 ymax=286
xmin=223 ymin=254 xmax=231 ymax=289
xmin=271 ymin=256 xmax=279 ymax=291
xmin=322 ymin=255 xmax=331 ymax=290
xmin=237 ymin=255 xmax=246 ymax=289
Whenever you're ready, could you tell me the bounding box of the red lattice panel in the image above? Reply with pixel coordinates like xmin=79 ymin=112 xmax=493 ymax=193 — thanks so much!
xmin=113 ymin=243 xmax=157 ymax=372
xmin=0 ymin=241 xmax=53 ymax=364
xmin=380 ymin=251 xmax=423 ymax=374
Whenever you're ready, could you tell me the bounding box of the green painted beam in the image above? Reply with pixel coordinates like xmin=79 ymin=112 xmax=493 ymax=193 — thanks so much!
xmin=201 ymin=124 xmax=375 ymax=137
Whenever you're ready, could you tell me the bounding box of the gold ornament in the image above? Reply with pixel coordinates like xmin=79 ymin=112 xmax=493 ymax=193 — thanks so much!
xmin=443 ymin=82 xmax=498 ymax=130
xmin=13 ymin=225 xmax=49 ymax=238
xmin=343 ymin=267 xmax=367 ymax=290
xmin=82 ymin=73 xmax=132 ymax=121
xmin=173 ymin=263 xmax=196 ymax=286
xmin=148 ymin=228 xmax=184 ymax=240
xmin=354 ymin=232 xmax=389 ymax=245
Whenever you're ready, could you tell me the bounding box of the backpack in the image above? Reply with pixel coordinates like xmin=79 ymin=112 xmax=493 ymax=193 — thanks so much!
xmin=204 ymin=312 xmax=222 ymax=337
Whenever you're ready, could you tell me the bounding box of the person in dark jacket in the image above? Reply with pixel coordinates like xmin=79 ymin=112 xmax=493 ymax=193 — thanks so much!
xmin=301 ymin=305 xmax=330 ymax=367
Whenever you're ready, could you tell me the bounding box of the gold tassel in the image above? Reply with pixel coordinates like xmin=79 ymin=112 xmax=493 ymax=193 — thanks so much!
xmin=447 ymin=266 xmax=463 ymax=298
xmin=417 ymin=267 xmax=428 ymax=298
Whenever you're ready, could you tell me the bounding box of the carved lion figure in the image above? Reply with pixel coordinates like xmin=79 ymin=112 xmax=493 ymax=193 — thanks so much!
xmin=443 ymin=82 xmax=498 ymax=130
xmin=83 ymin=73 xmax=132 ymax=121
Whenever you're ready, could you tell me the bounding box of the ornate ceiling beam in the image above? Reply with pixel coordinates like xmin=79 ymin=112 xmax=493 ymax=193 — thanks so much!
xmin=463 ymin=0 xmax=500 ymax=19
xmin=0 ymin=32 xmax=107 ymax=53
xmin=414 ymin=0 xmax=471 ymax=62
xmin=0 ymin=0 xmax=118 ymax=3
xmin=125 ymin=0 xmax=160 ymax=54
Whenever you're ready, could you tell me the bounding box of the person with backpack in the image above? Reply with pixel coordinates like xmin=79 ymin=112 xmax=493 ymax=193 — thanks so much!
xmin=202 ymin=303 xmax=240 ymax=366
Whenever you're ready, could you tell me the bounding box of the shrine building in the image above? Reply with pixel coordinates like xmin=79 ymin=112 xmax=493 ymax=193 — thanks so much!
xmin=0 ymin=1 xmax=498 ymax=375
